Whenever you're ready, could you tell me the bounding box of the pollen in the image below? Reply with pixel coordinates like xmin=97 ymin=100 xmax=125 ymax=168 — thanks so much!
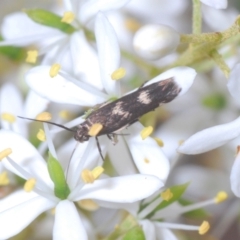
xmin=88 ymin=123 xmax=103 ymax=137
xmin=0 ymin=148 xmax=12 ymax=161
xmin=140 ymin=126 xmax=153 ymax=140
xmin=214 ymin=191 xmax=228 ymax=203
xmin=124 ymin=18 xmax=141 ymax=32
xmin=144 ymin=158 xmax=150 ymax=163
xmin=0 ymin=171 xmax=10 ymax=186
xmin=154 ymin=137 xmax=164 ymax=147
xmin=50 ymin=63 xmax=61 ymax=77
xmin=61 ymin=11 xmax=75 ymax=24
xmin=81 ymin=169 xmax=95 ymax=183
xmin=26 ymin=50 xmax=38 ymax=63
xmin=92 ymin=166 xmax=104 ymax=179
xmin=78 ymin=199 xmax=99 ymax=211
xmin=36 ymin=112 xmax=52 ymax=121
xmin=1 ymin=113 xmax=16 ymax=123
xmin=161 ymin=188 xmax=173 ymax=201
xmin=24 ymin=178 xmax=36 ymax=192
xmin=59 ymin=110 xmax=71 ymax=120
xmin=198 ymin=221 xmax=210 ymax=235
xmin=37 ymin=129 xmax=46 ymax=142
xmin=111 ymin=67 xmax=126 ymax=80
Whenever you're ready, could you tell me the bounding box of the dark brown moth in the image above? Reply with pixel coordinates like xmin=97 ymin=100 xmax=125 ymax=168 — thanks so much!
xmin=19 ymin=77 xmax=181 ymax=160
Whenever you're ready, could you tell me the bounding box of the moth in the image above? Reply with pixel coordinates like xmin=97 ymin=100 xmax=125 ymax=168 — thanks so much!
xmin=19 ymin=77 xmax=181 ymax=159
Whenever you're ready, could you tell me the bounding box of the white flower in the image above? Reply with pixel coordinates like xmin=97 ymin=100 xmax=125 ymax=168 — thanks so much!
xmin=200 ymin=0 xmax=227 ymax=9
xmin=0 ymin=127 xmax=163 ymax=239
xmin=133 ymin=24 xmax=180 ymax=60
xmin=178 ymin=63 xmax=240 ymax=155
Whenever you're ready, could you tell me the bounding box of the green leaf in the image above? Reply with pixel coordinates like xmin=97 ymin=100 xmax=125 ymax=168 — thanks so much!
xmin=24 ymin=9 xmax=76 ymax=34
xmin=178 ymin=198 xmax=210 ymax=219
xmin=144 ymin=182 xmax=189 ymax=219
xmin=47 ymin=152 xmax=70 ymax=199
xmin=0 ymin=36 xmax=25 ymax=61
xmin=202 ymin=93 xmax=226 ymax=110
xmin=123 ymin=226 xmax=145 ymax=240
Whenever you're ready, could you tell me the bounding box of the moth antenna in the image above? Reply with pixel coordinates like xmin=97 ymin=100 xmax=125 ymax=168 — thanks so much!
xmin=18 ymin=116 xmax=76 ymax=133
xmin=95 ymin=137 xmax=104 ymax=161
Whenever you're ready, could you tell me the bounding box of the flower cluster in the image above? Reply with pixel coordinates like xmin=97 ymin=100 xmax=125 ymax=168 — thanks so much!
xmin=0 ymin=0 xmax=239 ymax=239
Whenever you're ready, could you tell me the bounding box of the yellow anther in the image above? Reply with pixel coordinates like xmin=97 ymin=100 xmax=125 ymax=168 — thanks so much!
xmin=0 ymin=148 xmax=12 ymax=161
xmin=78 ymin=199 xmax=99 ymax=211
xmin=59 ymin=110 xmax=71 ymax=120
xmin=154 ymin=137 xmax=164 ymax=147
xmin=61 ymin=11 xmax=75 ymax=24
xmin=88 ymin=123 xmax=103 ymax=137
xmin=124 ymin=18 xmax=141 ymax=32
xmin=0 ymin=171 xmax=10 ymax=186
xmin=49 ymin=63 xmax=61 ymax=77
xmin=198 ymin=221 xmax=210 ymax=235
xmin=214 ymin=191 xmax=228 ymax=203
xmin=51 ymin=208 xmax=56 ymax=215
xmin=24 ymin=178 xmax=36 ymax=192
xmin=36 ymin=112 xmax=52 ymax=121
xmin=92 ymin=166 xmax=104 ymax=179
xmin=1 ymin=113 xmax=16 ymax=123
xmin=26 ymin=50 xmax=38 ymax=63
xmin=140 ymin=126 xmax=153 ymax=140
xmin=37 ymin=129 xmax=46 ymax=142
xmin=144 ymin=158 xmax=150 ymax=163
xmin=111 ymin=67 xmax=126 ymax=81
xmin=161 ymin=189 xmax=173 ymax=201
xmin=178 ymin=139 xmax=185 ymax=146
xmin=81 ymin=169 xmax=95 ymax=183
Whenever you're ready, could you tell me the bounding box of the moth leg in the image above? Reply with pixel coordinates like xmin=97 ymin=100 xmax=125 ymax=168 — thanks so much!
xmin=107 ymin=133 xmax=118 ymax=145
xmin=95 ymin=137 xmax=104 ymax=161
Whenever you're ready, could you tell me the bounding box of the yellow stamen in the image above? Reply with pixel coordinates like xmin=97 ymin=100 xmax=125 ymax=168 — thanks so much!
xmin=78 ymin=199 xmax=99 ymax=211
xmin=214 ymin=191 xmax=228 ymax=203
xmin=92 ymin=166 xmax=104 ymax=179
xmin=161 ymin=189 xmax=173 ymax=201
xmin=0 ymin=171 xmax=10 ymax=186
xmin=81 ymin=169 xmax=95 ymax=183
xmin=140 ymin=126 xmax=153 ymax=140
xmin=111 ymin=67 xmax=126 ymax=81
xmin=36 ymin=112 xmax=52 ymax=121
xmin=26 ymin=50 xmax=38 ymax=63
xmin=59 ymin=110 xmax=71 ymax=120
xmin=1 ymin=113 xmax=16 ymax=123
xmin=61 ymin=11 xmax=75 ymax=24
xmin=178 ymin=139 xmax=184 ymax=146
xmin=51 ymin=208 xmax=56 ymax=215
xmin=88 ymin=123 xmax=103 ymax=137
xmin=124 ymin=18 xmax=141 ymax=32
xmin=144 ymin=158 xmax=150 ymax=163
xmin=50 ymin=63 xmax=61 ymax=77
xmin=24 ymin=178 xmax=36 ymax=192
xmin=198 ymin=221 xmax=210 ymax=235
xmin=154 ymin=137 xmax=164 ymax=147
xmin=37 ymin=129 xmax=46 ymax=142
xmin=0 ymin=148 xmax=12 ymax=161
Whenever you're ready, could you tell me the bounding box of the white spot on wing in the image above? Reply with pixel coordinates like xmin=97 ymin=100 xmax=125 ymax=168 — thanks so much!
xmin=137 ymin=91 xmax=151 ymax=104
xmin=112 ymin=102 xmax=130 ymax=118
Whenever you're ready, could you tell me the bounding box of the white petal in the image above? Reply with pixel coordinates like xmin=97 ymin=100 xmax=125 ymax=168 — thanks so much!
xmin=230 ymin=150 xmax=240 ymax=197
xmin=25 ymin=66 xmax=106 ymax=106
xmin=178 ymin=116 xmax=240 ymax=154
xmin=75 ymin=174 xmax=163 ymax=202
xmin=154 ymin=224 xmax=178 ymax=240
xmin=23 ymin=90 xmax=50 ymax=118
xmin=200 ymin=0 xmax=227 ymax=9
xmin=0 ymin=130 xmax=52 ymax=185
xmin=80 ymin=0 xmax=130 ymax=23
xmin=125 ymin=122 xmax=170 ymax=181
xmin=70 ymin=32 xmax=103 ymax=90
xmin=0 ymin=195 xmax=55 ymax=239
xmin=95 ymin=12 xmax=120 ymax=96
xmin=139 ymin=219 xmax=156 ymax=240
xmin=53 ymin=200 xmax=88 ymax=240
xmin=227 ymin=63 xmax=240 ymax=100
xmin=144 ymin=67 xmax=196 ymax=97
xmin=0 ymin=12 xmax=63 ymax=47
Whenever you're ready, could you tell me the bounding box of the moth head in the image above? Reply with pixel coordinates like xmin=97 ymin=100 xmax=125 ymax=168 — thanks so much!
xmin=74 ymin=125 xmax=90 ymax=142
